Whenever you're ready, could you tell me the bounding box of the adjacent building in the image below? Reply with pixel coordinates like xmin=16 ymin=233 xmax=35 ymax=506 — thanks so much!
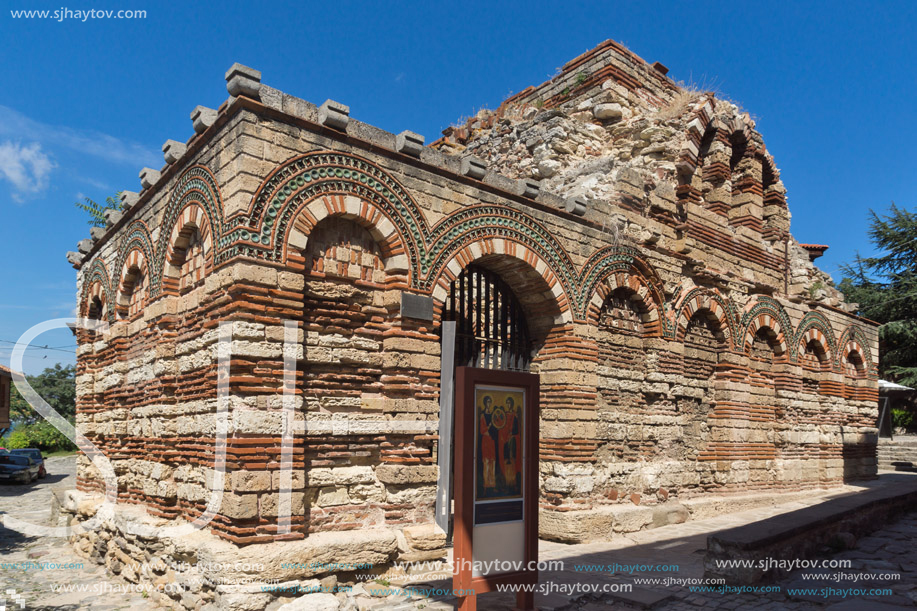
xmin=0 ymin=365 xmax=11 ymax=437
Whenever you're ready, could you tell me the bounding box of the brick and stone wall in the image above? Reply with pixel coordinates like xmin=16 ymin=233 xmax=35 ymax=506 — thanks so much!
xmin=69 ymin=41 xmax=878 ymax=573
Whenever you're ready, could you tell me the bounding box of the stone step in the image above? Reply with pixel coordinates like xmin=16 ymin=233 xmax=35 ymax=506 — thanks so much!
xmin=878 ymin=464 xmax=917 ymax=472
xmin=705 ymin=476 xmax=917 ymax=585
xmin=878 ymin=438 xmax=917 ymax=447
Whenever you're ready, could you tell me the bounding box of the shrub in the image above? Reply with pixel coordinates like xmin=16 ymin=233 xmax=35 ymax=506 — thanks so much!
xmin=892 ymin=407 xmax=914 ymax=430
xmin=4 ymin=420 xmax=76 ymax=453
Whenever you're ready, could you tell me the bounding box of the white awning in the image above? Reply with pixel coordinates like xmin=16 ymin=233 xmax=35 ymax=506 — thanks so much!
xmin=879 ymin=379 xmax=915 ymax=392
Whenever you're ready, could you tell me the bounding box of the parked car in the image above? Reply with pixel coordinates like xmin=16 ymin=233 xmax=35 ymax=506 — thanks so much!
xmin=9 ymin=449 xmax=46 ymax=478
xmin=0 ymin=453 xmax=38 ymax=484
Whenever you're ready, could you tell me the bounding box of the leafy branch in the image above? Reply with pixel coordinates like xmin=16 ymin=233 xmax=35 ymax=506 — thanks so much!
xmin=75 ymin=192 xmax=123 ymax=227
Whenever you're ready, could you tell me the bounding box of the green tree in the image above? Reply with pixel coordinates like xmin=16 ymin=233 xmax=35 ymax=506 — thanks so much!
xmin=9 ymin=363 xmax=77 ymax=421
xmin=75 ymin=192 xmax=122 ymax=227
xmin=840 ymin=203 xmax=917 ymax=386
xmin=6 ymin=420 xmax=76 ymax=452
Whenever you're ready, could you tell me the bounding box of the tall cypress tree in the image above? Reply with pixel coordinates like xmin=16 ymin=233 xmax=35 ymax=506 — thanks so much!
xmin=840 ymin=204 xmax=917 ymax=386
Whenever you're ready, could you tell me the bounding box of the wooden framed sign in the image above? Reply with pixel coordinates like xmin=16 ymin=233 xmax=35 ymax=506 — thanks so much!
xmin=454 ymin=366 xmax=539 ymax=610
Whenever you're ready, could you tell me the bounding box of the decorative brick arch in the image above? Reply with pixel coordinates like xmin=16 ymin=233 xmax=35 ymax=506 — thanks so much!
xmin=238 ymin=151 xmax=424 ymax=281
xmin=585 ymin=275 xmax=663 ymax=337
xmin=113 ymin=220 xmax=154 ymax=289
xmin=797 ymin=327 xmax=831 ymax=368
xmin=794 ymin=311 xmax=837 ymax=366
xmin=838 ymin=325 xmax=872 ymax=376
xmin=671 ymin=287 xmax=737 ymax=349
xmin=281 ymin=194 xmax=409 ymax=276
xmin=79 ymin=259 xmax=114 ymax=323
xmin=728 ymin=123 xmax=753 ymax=171
xmin=246 ymin=152 xmax=582 ymax=313
xmin=424 ymin=205 xmax=578 ymax=308
xmin=160 ymin=202 xmax=215 ymax=294
xmin=739 ymin=296 xmax=792 ymax=358
xmin=676 ymin=96 xmax=715 ymax=176
xmin=152 ymin=165 xmax=223 ymax=296
xmin=580 ymin=247 xmax=665 ymax=332
xmin=428 ymin=237 xmax=573 ymax=325
xmin=115 ymin=247 xmax=150 ymax=318
xmin=164 ymin=203 xmax=213 ymax=265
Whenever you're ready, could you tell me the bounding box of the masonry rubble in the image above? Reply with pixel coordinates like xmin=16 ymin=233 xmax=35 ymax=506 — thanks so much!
xmin=66 ymin=39 xmax=879 ymax=610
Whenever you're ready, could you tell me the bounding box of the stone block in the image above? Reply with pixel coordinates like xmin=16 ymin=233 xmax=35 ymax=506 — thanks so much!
xmin=214 ymin=588 xmax=273 ymax=611
xmin=272 ymin=469 xmax=306 ymax=490
xmin=89 ymin=226 xmax=106 ymax=240
xmin=225 ymin=63 xmax=261 ymax=99
xmin=77 ymin=238 xmax=93 ymax=254
xmin=283 ymin=94 xmax=317 ymax=121
xmin=395 ymin=130 xmax=424 ymax=157
xmin=349 ymin=483 xmax=385 ymax=503
xmin=332 ymin=466 xmax=375 ymax=485
xmin=652 ymin=503 xmax=689 ymax=527
xmin=514 ymin=177 xmax=541 ymax=199
xmin=162 ymin=139 xmax=187 ymax=164
xmin=403 ymin=524 xmax=446 ymax=551
xmin=139 ymin=167 xmax=160 ymax=190
xmin=318 ymin=99 xmax=350 ymax=131
xmin=303 ymin=468 xmax=334 ymax=487
xmin=119 ymin=190 xmax=139 ymax=209
xmin=317 ymin=486 xmax=350 ymax=507
xmin=219 ymin=492 xmax=258 ymax=519
xmin=614 ymin=505 xmax=654 ymax=533
xmin=535 ymin=190 xmax=566 ymax=210
xmin=460 ymin=155 xmax=487 ymax=179
xmin=191 ymin=106 xmax=218 ymax=134
xmin=594 ymin=103 xmax=623 ymax=120
xmin=233 ymin=410 xmax=284 ymax=435
xmin=259 ymin=491 xmax=306 ymax=517
xmin=539 ymin=508 xmax=614 ymax=543
xmin=231 ymin=470 xmax=272 ymax=492
xmin=564 ymin=196 xmax=587 ymax=216
xmin=375 ymin=465 xmax=437 ymax=484
xmin=103 ymin=208 xmax=122 ymax=226
xmin=276 ymin=592 xmax=340 ymax=610
xmin=258 ymin=84 xmax=282 ymax=110
xmin=66 ymin=251 xmax=83 ymax=266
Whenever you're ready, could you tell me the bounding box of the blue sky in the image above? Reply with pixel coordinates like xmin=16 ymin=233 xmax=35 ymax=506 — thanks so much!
xmin=0 ymin=0 xmax=914 ymax=374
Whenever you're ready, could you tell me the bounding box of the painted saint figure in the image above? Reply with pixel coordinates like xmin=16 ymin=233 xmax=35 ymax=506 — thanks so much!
xmin=498 ymin=396 xmax=518 ymax=489
xmin=479 ymin=396 xmax=497 ymax=491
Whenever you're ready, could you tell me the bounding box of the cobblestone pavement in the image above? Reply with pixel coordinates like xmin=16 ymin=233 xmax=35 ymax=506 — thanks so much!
xmin=415 ymin=474 xmax=917 ymax=610
xmin=0 ymin=455 xmax=151 ymax=610
xmin=642 ymin=510 xmax=917 ymax=610
xmin=3 ymin=459 xmax=916 ymax=610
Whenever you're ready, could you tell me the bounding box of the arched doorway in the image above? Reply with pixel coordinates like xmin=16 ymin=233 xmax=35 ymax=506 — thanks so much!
xmin=443 ymin=264 xmax=533 ymax=372
xmin=438 ymin=263 xmax=535 ymax=541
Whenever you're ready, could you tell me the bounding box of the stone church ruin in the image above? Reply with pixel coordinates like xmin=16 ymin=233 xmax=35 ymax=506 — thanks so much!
xmin=64 ymin=39 xmax=879 ymax=607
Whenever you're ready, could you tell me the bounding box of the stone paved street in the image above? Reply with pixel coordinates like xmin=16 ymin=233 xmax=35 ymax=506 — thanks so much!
xmin=2 ymin=458 xmax=916 ymax=610
xmin=0 ymin=455 xmax=151 ymax=610
xmin=621 ymin=512 xmax=917 ymax=610
xmin=414 ymin=473 xmax=917 ymax=610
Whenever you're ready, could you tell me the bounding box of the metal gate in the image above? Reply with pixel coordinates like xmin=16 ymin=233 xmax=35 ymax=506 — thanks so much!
xmin=442 ymin=264 xmax=532 ymax=371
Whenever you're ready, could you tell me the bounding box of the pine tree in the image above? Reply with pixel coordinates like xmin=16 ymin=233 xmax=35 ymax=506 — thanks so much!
xmin=75 ymin=192 xmax=123 ymax=227
xmin=840 ymin=203 xmax=917 ymax=386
